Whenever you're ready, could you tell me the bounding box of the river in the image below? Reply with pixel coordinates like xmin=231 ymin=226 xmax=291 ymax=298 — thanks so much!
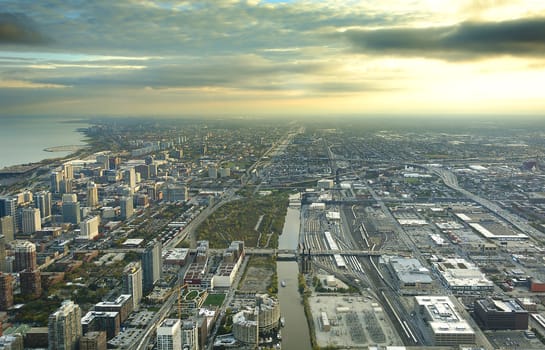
xmin=277 ymin=195 xmax=312 ymax=350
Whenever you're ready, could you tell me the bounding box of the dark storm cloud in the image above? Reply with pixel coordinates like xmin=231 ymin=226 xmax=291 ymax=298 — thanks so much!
xmin=0 ymin=13 xmax=49 ymax=44
xmin=344 ymin=17 xmax=545 ymax=60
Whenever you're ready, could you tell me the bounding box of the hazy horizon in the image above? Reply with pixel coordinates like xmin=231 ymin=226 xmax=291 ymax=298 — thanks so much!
xmin=2 ymin=1 xmax=545 ymax=118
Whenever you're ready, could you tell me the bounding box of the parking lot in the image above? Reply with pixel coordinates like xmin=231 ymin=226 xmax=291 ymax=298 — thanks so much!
xmin=308 ymin=293 xmax=402 ymax=348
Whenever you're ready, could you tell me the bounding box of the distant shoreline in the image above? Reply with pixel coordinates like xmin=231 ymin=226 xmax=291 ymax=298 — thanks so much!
xmin=43 ymin=145 xmax=88 ymax=153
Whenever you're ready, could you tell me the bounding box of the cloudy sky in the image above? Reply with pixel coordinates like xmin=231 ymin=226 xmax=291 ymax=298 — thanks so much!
xmin=1 ymin=0 xmax=545 ymax=118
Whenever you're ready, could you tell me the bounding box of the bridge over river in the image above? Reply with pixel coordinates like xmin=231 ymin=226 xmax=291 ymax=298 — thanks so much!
xmin=244 ymin=248 xmax=383 ymax=261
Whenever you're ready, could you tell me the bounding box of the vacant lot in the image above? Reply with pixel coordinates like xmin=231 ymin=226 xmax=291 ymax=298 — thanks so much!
xmin=238 ymin=256 xmax=276 ymax=294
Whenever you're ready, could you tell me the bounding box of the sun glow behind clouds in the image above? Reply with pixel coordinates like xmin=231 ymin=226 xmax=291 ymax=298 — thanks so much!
xmin=1 ymin=0 xmax=545 ymax=117
xmin=0 ymin=80 xmax=69 ymax=89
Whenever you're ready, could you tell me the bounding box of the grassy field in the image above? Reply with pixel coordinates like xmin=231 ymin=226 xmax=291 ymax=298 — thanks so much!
xmin=203 ymin=293 xmax=226 ymax=307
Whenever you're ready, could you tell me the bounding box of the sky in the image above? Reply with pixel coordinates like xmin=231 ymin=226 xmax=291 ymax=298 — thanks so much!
xmin=1 ymin=0 xmax=545 ymax=118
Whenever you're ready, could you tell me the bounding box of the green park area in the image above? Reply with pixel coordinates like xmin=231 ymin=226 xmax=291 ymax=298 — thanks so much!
xmin=203 ymin=293 xmax=226 ymax=307
xmin=196 ymin=190 xmax=289 ymax=248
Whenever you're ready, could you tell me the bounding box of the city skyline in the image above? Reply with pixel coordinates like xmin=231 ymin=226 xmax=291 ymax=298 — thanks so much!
xmin=1 ymin=1 xmax=545 ymax=118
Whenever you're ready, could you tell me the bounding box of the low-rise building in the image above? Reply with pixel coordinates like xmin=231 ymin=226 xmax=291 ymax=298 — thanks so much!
xmin=529 ymin=313 xmax=545 ymax=337
xmin=385 ymin=256 xmax=433 ymax=295
xmin=474 ymin=298 xmax=528 ymax=330
xmin=415 ymin=296 xmax=476 ymax=347
xmin=432 ymin=258 xmax=493 ymax=295
xmin=81 ymin=311 xmax=120 ymax=340
xmin=94 ymin=294 xmax=133 ymax=323
xmin=163 ymin=248 xmax=189 ymax=266
xmin=79 ymin=331 xmax=107 ymax=350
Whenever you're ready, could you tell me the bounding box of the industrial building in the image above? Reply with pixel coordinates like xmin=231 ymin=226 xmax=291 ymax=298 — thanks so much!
xmin=385 ymin=256 xmax=433 ymax=295
xmin=415 ymin=296 xmax=476 ymax=347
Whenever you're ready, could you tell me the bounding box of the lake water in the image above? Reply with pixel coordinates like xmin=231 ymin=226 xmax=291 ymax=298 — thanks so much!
xmin=277 ymin=194 xmax=312 ymax=350
xmin=0 ymin=116 xmax=87 ymax=169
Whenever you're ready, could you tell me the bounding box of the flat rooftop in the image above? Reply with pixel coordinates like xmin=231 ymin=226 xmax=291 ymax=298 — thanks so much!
xmin=415 ymin=296 xmax=475 ymax=336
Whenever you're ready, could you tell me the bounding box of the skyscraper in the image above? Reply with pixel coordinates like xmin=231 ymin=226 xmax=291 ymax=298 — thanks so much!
xmin=60 ymin=178 xmax=73 ymax=194
xmin=48 ymin=300 xmax=82 ymax=350
xmin=108 ymin=156 xmax=121 ymax=170
xmin=62 ymin=202 xmax=80 ymax=225
xmin=80 ymin=216 xmax=100 ymax=240
xmin=20 ymin=269 xmax=41 ymax=298
xmin=156 ymin=319 xmax=182 ymax=350
xmin=96 ymin=153 xmax=110 ymax=170
xmin=0 ymin=235 xmax=5 ymax=272
xmin=50 ymin=172 xmax=62 ymax=193
xmin=0 ymin=197 xmax=18 ymax=233
xmin=63 ymin=163 xmax=74 ymax=181
xmin=124 ymin=167 xmax=136 ymax=189
xmin=13 ymin=240 xmax=37 ymax=273
xmin=142 ymin=239 xmax=162 ymax=293
xmin=122 ymin=261 xmax=143 ymax=310
xmin=135 ymin=164 xmax=150 ymax=180
xmin=87 ymin=182 xmax=99 ymax=208
xmin=22 ymin=207 xmax=41 ymax=234
xmin=34 ymin=191 xmax=52 ymax=220
xmin=62 ymin=194 xmax=77 ymax=203
xmin=0 ymin=216 xmax=14 ymax=243
xmin=0 ymin=273 xmax=13 ymax=311
xmin=119 ymin=196 xmax=134 ymax=219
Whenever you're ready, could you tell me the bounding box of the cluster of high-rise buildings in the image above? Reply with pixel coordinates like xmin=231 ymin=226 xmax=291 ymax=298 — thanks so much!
xmin=0 ymin=125 xmax=267 ymax=349
xmin=0 ymin=240 xmax=41 ymax=309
